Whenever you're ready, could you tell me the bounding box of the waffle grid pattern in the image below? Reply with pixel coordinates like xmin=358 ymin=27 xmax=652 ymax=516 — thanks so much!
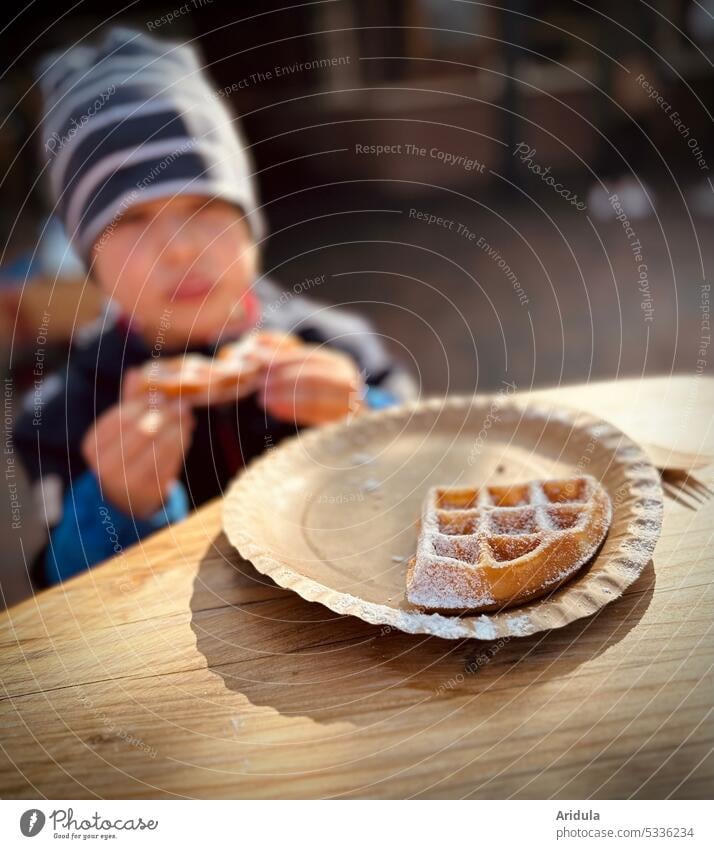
xmin=430 ymin=478 xmax=591 ymax=567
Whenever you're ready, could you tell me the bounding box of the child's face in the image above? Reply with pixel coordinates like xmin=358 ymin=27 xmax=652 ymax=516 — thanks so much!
xmin=91 ymin=194 xmax=258 ymax=348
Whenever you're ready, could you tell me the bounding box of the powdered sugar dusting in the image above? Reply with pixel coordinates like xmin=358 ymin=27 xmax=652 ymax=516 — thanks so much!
xmin=350 ymin=452 xmax=373 ymax=466
xmin=507 ymin=614 xmax=534 ymax=636
xmin=406 ymin=475 xmax=612 ymax=612
xmin=473 ymin=616 xmax=498 ymax=640
xmin=360 ymin=478 xmax=382 ymax=493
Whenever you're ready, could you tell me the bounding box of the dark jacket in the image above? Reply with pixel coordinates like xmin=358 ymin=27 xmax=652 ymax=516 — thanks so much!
xmin=13 ymin=278 xmax=413 ymax=584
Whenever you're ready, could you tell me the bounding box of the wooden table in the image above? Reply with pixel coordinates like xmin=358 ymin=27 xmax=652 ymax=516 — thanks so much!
xmin=1 ymin=377 xmax=712 ymax=799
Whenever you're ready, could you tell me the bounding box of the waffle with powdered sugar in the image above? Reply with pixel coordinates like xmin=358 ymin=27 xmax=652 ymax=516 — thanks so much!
xmin=406 ymin=475 xmax=612 ymax=612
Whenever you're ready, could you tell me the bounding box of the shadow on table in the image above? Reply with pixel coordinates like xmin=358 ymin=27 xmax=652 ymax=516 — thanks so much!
xmin=189 ymin=532 xmax=655 ymax=728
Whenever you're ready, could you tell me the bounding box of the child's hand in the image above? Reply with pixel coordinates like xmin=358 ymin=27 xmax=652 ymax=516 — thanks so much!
xmin=257 ymin=344 xmax=366 ymax=426
xmin=81 ymin=369 xmax=195 ymax=518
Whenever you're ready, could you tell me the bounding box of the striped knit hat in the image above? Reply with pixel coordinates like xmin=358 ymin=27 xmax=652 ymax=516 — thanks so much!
xmin=38 ymin=27 xmax=264 ymax=263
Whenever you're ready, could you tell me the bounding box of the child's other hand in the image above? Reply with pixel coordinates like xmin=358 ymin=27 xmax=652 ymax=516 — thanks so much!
xmin=257 ymin=344 xmax=366 ymax=426
xmin=81 ymin=368 xmax=195 ymax=518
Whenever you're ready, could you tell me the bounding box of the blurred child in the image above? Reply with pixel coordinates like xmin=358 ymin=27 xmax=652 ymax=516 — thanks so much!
xmin=14 ymin=28 xmax=414 ymax=586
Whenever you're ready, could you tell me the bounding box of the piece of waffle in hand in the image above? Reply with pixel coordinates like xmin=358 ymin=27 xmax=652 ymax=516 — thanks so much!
xmin=140 ymin=352 xmax=263 ymax=400
xmin=406 ymin=475 xmax=612 ymax=612
xmin=140 ymin=331 xmax=302 ymax=404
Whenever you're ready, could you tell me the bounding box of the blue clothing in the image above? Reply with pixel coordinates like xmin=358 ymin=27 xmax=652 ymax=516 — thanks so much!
xmin=45 ymin=472 xmax=189 ymax=584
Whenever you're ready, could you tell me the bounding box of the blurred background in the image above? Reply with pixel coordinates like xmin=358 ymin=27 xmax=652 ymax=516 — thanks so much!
xmin=1 ymin=0 xmax=713 ymax=605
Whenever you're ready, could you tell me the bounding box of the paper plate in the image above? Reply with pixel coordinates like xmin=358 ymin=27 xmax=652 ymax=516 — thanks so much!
xmin=222 ymin=396 xmax=663 ymax=640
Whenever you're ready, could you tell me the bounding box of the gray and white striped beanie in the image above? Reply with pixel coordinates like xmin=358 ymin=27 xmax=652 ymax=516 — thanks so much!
xmin=38 ymin=26 xmax=264 ymax=263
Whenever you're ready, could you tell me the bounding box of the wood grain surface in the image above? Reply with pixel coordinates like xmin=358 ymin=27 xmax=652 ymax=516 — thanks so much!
xmin=1 ymin=377 xmax=712 ymax=799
